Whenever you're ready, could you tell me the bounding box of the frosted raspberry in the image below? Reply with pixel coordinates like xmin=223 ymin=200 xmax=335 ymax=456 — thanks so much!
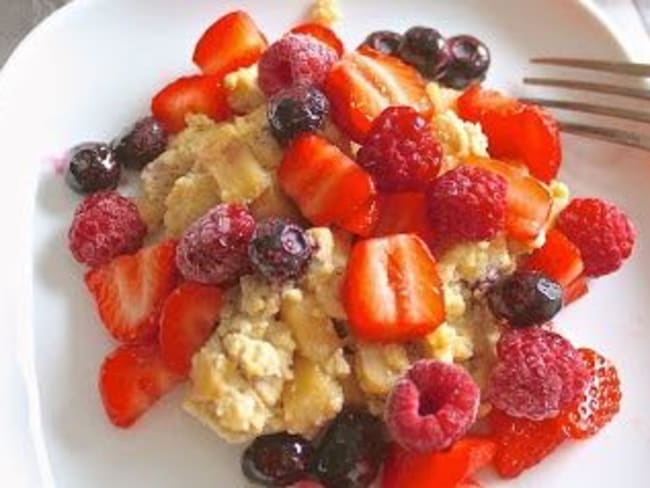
xmin=557 ymin=198 xmax=635 ymax=277
xmin=385 ymin=360 xmax=480 ymax=453
xmin=258 ymin=34 xmax=338 ymax=96
xmin=357 ymin=106 xmax=442 ymax=192
xmin=426 ymin=166 xmax=507 ymax=243
xmin=68 ymin=191 xmax=146 ymax=267
xmin=176 ymin=203 xmax=255 ymax=285
xmin=488 ymin=328 xmax=589 ymax=420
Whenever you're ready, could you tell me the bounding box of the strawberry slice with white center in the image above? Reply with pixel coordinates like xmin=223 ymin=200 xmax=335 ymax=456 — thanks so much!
xmin=159 ymin=282 xmax=224 ymax=376
xmin=278 ymin=134 xmax=377 ymax=236
xmin=324 ymin=46 xmax=434 ymax=143
xmin=85 ymin=240 xmax=178 ymax=344
xmin=343 ymin=234 xmax=445 ymax=343
xmin=99 ymin=344 xmax=182 ymax=428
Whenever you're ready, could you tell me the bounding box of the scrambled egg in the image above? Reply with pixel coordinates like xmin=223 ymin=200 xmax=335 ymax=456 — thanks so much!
xmin=184 ymin=228 xmax=351 ymax=442
xmin=310 ymin=0 xmax=342 ymax=26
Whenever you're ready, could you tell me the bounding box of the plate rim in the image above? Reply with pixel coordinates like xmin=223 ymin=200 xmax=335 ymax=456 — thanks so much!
xmin=0 ymin=1 xmax=638 ymax=486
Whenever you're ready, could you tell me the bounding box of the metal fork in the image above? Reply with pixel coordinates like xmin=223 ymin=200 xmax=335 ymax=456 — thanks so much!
xmin=521 ymin=58 xmax=650 ymax=152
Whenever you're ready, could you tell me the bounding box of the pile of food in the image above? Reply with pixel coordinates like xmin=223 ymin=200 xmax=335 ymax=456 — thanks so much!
xmin=63 ymin=1 xmax=635 ymax=487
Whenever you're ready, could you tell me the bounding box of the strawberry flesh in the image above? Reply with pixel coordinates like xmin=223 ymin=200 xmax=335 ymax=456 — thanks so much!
xmin=278 ymin=134 xmax=377 ymax=236
xmin=99 ymin=344 xmax=182 ymax=428
xmin=290 ymin=23 xmax=344 ymax=57
xmin=151 ymin=75 xmax=232 ymax=133
xmin=159 ymin=282 xmax=224 ymax=376
xmin=381 ymin=438 xmax=496 ymax=488
xmin=324 ymin=46 xmax=433 ymax=143
xmin=85 ymin=240 xmax=178 ymax=344
xmin=458 ymin=85 xmax=561 ymax=183
xmin=343 ymin=234 xmax=444 ymax=343
xmin=373 ymin=192 xmax=436 ymax=247
xmin=193 ymin=11 xmax=268 ymax=78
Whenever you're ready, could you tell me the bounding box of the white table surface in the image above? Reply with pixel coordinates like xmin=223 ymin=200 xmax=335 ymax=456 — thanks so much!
xmin=0 ymin=1 xmax=648 ymax=487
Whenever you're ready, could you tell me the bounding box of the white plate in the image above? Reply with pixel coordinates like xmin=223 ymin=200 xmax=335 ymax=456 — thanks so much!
xmin=1 ymin=0 xmax=649 ymax=486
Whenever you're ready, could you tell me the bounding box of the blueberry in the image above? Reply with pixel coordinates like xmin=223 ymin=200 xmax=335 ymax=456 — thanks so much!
xmin=487 ymin=270 xmax=563 ymax=328
xmin=249 ymin=218 xmax=313 ymax=282
xmin=398 ymin=26 xmax=451 ymax=79
xmin=360 ymin=31 xmax=403 ymax=56
xmin=310 ymin=409 xmax=387 ymax=488
xmin=242 ymin=433 xmax=314 ymax=486
xmin=439 ymin=35 xmax=490 ymax=89
xmin=113 ymin=116 xmax=168 ymax=169
xmin=267 ymin=85 xmax=329 ymax=143
xmin=65 ymin=143 xmax=120 ymax=194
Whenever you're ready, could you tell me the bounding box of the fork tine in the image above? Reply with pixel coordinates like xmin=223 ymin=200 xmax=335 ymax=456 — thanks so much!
xmin=520 ymin=97 xmax=650 ymax=124
xmin=523 ymin=77 xmax=650 ymax=101
xmin=559 ymin=121 xmax=650 ymax=152
xmin=531 ymin=58 xmax=650 ymax=77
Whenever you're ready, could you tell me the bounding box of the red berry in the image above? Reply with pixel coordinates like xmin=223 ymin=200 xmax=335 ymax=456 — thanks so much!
xmin=289 ymin=23 xmax=344 ymax=57
xmin=557 ymin=198 xmax=635 ymax=277
xmin=68 ymin=191 xmax=147 ymax=267
xmin=426 ymin=166 xmax=507 ymax=243
xmin=176 ymin=203 xmax=256 ymax=285
xmin=385 ymin=360 xmax=480 ymax=453
xmin=357 ymin=106 xmax=442 ymax=192
xmin=258 ymin=34 xmax=338 ymax=96
xmin=488 ymin=408 xmax=567 ymax=479
xmin=488 ymin=328 xmax=589 ymax=420
xmin=99 ymin=344 xmax=182 ymax=428
xmin=558 ymin=348 xmax=621 ymax=439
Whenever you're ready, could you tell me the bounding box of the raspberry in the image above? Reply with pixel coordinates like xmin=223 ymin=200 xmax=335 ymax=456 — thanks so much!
xmin=248 ymin=218 xmax=313 ymax=282
xmin=426 ymin=166 xmax=507 ymax=243
xmin=558 ymin=348 xmax=621 ymax=439
xmin=488 ymin=408 xmax=566 ymax=479
xmin=357 ymin=106 xmax=442 ymax=192
xmin=385 ymin=360 xmax=480 ymax=453
xmin=488 ymin=328 xmax=589 ymax=420
xmin=258 ymin=34 xmax=338 ymax=96
xmin=68 ymin=191 xmax=146 ymax=267
xmin=176 ymin=203 xmax=255 ymax=285
xmin=557 ymin=198 xmax=635 ymax=277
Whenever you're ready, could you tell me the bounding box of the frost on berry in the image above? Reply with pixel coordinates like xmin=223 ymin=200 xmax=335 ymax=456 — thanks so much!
xmin=357 ymin=106 xmax=442 ymax=192
xmin=176 ymin=203 xmax=256 ymax=285
xmin=258 ymin=34 xmax=338 ymax=96
xmin=68 ymin=191 xmax=146 ymax=266
xmin=488 ymin=328 xmax=589 ymax=420
xmin=426 ymin=165 xmax=507 ymax=244
xmin=385 ymin=360 xmax=480 ymax=453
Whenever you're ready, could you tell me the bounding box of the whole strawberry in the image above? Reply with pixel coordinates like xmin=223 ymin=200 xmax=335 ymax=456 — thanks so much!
xmin=557 ymin=198 xmax=635 ymax=277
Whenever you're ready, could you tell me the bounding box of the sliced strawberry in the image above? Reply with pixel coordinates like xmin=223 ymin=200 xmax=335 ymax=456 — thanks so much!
xmin=278 ymin=134 xmax=377 ymax=236
xmin=382 ymin=438 xmax=496 ymax=488
xmin=193 ymin=11 xmax=268 ymax=78
xmin=290 ymin=23 xmax=344 ymax=56
xmin=558 ymin=348 xmax=621 ymax=439
xmin=151 ymin=75 xmax=232 ymax=133
xmin=99 ymin=344 xmax=182 ymax=428
xmin=343 ymin=234 xmax=444 ymax=343
xmin=159 ymin=282 xmax=224 ymax=376
xmin=563 ymin=274 xmax=589 ymax=305
xmin=324 ymin=46 xmax=434 ymax=143
xmin=524 ymin=228 xmax=584 ymax=286
xmin=464 ymin=156 xmax=552 ymax=244
xmin=488 ymin=408 xmax=567 ymax=479
xmin=458 ymin=85 xmax=561 ymax=183
xmin=85 ymin=240 xmax=178 ymax=344
xmin=373 ymin=192 xmax=436 ymax=247
xmin=458 ymin=479 xmax=482 ymax=488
